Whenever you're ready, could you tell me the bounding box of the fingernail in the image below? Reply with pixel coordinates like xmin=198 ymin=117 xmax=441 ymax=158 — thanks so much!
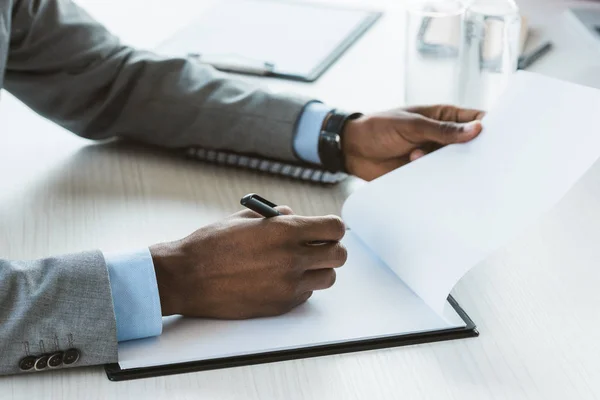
xmin=410 ymin=150 xmax=425 ymax=161
xmin=464 ymin=120 xmax=482 ymax=133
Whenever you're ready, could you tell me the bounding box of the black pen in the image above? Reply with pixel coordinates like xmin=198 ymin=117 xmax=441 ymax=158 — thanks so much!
xmin=241 ymin=193 xmax=336 ymax=245
xmin=518 ymin=42 xmax=553 ymax=70
xmin=240 ymin=193 xmax=282 ymax=218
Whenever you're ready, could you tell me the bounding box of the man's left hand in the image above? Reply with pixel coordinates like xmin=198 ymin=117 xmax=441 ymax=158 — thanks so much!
xmin=342 ymin=105 xmax=485 ymax=181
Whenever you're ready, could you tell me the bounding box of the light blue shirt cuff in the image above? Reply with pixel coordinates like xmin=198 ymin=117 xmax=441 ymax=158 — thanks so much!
xmin=104 ymin=248 xmax=163 ymax=342
xmin=293 ymin=102 xmax=334 ymax=165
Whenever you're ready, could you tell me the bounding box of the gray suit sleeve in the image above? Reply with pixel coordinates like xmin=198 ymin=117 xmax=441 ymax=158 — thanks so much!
xmin=4 ymin=0 xmax=313 ymax=161
xmin=0 ymin=252 xmax=117 ymax=375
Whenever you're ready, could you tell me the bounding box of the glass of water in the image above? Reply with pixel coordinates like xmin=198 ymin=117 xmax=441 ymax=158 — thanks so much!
xmin=404 ymin=0 xmax=466 ymax=106
xmin=457 ymin=0 xmax=521 ymax=110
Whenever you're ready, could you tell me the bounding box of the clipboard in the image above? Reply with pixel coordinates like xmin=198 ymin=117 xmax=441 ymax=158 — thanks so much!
xmin=105 ymin=296 xmax=477 ymax=382
xmin=154 ymin=0 xmax=382 ymax=82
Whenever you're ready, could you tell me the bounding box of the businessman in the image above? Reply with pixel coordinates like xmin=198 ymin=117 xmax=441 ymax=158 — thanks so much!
xmin=0 ymin=0 xmax=485 ymax=375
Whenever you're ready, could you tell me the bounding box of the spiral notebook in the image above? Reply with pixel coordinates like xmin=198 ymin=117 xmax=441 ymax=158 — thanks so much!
xmin=185 ymin=147 xmax=348 ymax=184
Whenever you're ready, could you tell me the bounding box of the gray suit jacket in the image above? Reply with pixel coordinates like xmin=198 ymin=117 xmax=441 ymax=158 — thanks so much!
xmin=0 ymin=0 xmax=313 ymax=375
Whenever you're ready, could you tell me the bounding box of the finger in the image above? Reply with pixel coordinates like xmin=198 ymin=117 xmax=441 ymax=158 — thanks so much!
xmin=275 ymin=205 xmax=294 ymax=215
xmin=411 ymin=115 xmax=483 ymax=146
xmin=233 ymin=205 xmax=294 ymax=219
xmin=291 ymin=215 xmax=346 ymax=243
xmin=455 ymin=108 xmax=486 ymax=123
xmin=300 ymin=242 xmax=348 ymax=270
xmin=231 ymin=209 xmax=264 ymax=219
xmin=300 ymin=269 xmax=337 ymax=292
xmin=406 ymin=105 xmax=486 ymax=122
xmin=409 ymin=149 xmax=426 ymax=161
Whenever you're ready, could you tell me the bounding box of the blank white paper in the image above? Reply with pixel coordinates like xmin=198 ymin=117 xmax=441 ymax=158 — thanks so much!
xmin=342 ymin=71 xmax=600 ymax=315
xmin=117 ymin=232 xmax=463 ymax=369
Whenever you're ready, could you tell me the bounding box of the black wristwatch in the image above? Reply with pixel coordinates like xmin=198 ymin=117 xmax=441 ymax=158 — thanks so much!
xmin=318 ymin=110 xmax=363 ymax=173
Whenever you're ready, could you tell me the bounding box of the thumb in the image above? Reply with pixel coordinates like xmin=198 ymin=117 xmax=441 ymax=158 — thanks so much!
xmin=413 ymin=115 xmax=483 ymax=146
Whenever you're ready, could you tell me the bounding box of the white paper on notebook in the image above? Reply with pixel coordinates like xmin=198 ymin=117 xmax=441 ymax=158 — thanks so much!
xmin=117 ymin=231 xmax=463 ymax=370
xmin=343 ymin=70 xmax=600 ymax=315
xmin=117 ymin=71 xmax=600 ymax=370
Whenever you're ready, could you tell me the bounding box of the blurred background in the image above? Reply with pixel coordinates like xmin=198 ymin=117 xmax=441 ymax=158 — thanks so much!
xmin=73 ymin=0 xmax=600 ymax=114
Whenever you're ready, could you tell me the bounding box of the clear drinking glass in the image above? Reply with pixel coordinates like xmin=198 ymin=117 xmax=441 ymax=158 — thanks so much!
xmin=404 ymin=0 xmax=466 ymax=106
xmin=457 ymin=0 xmax=521 ymax=110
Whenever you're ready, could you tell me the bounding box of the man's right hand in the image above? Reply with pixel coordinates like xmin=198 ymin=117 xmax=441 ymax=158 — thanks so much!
xmin=149 ymin=207 xmax=347 ymax=319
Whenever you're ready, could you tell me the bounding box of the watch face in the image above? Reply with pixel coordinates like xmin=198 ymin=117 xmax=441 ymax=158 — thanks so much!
xmin=319 ymin=131 xmax=344 ymax=172
xmin=319 ymin=111 xmax=357 ymax=173
xmin=325 ymin=132 xmax=341 ymax=146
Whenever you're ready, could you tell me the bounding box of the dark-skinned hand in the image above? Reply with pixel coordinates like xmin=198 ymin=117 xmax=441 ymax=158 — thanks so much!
xmin=343 ymin=105 xmax=485 ymax=181
xmin=150 ymin=207 xmax=347 ymax=319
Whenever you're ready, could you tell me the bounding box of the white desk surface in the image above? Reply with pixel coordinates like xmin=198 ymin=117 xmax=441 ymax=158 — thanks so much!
xmin=1 ymin=0 xmax=600 ymax=399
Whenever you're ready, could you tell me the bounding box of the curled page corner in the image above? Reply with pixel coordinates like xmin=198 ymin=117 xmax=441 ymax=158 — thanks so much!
xmin=342 ymin=71 xmax=600 ymax=315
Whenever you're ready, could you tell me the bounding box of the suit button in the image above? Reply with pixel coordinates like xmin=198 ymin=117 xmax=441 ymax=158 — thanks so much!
xmin=19 ymin=356 xmax=36 ymax=371
xmin=34 ymin=355 xmax=49 ymax=371
xmin=48 ymin=352 xmax=64 ymax=368
xmin=63 ymin=348 xmax=80 ymax=365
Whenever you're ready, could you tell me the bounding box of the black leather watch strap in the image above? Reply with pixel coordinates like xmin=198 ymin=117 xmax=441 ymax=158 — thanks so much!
xmin=318 ymin=110 xmax=363 ymax=173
